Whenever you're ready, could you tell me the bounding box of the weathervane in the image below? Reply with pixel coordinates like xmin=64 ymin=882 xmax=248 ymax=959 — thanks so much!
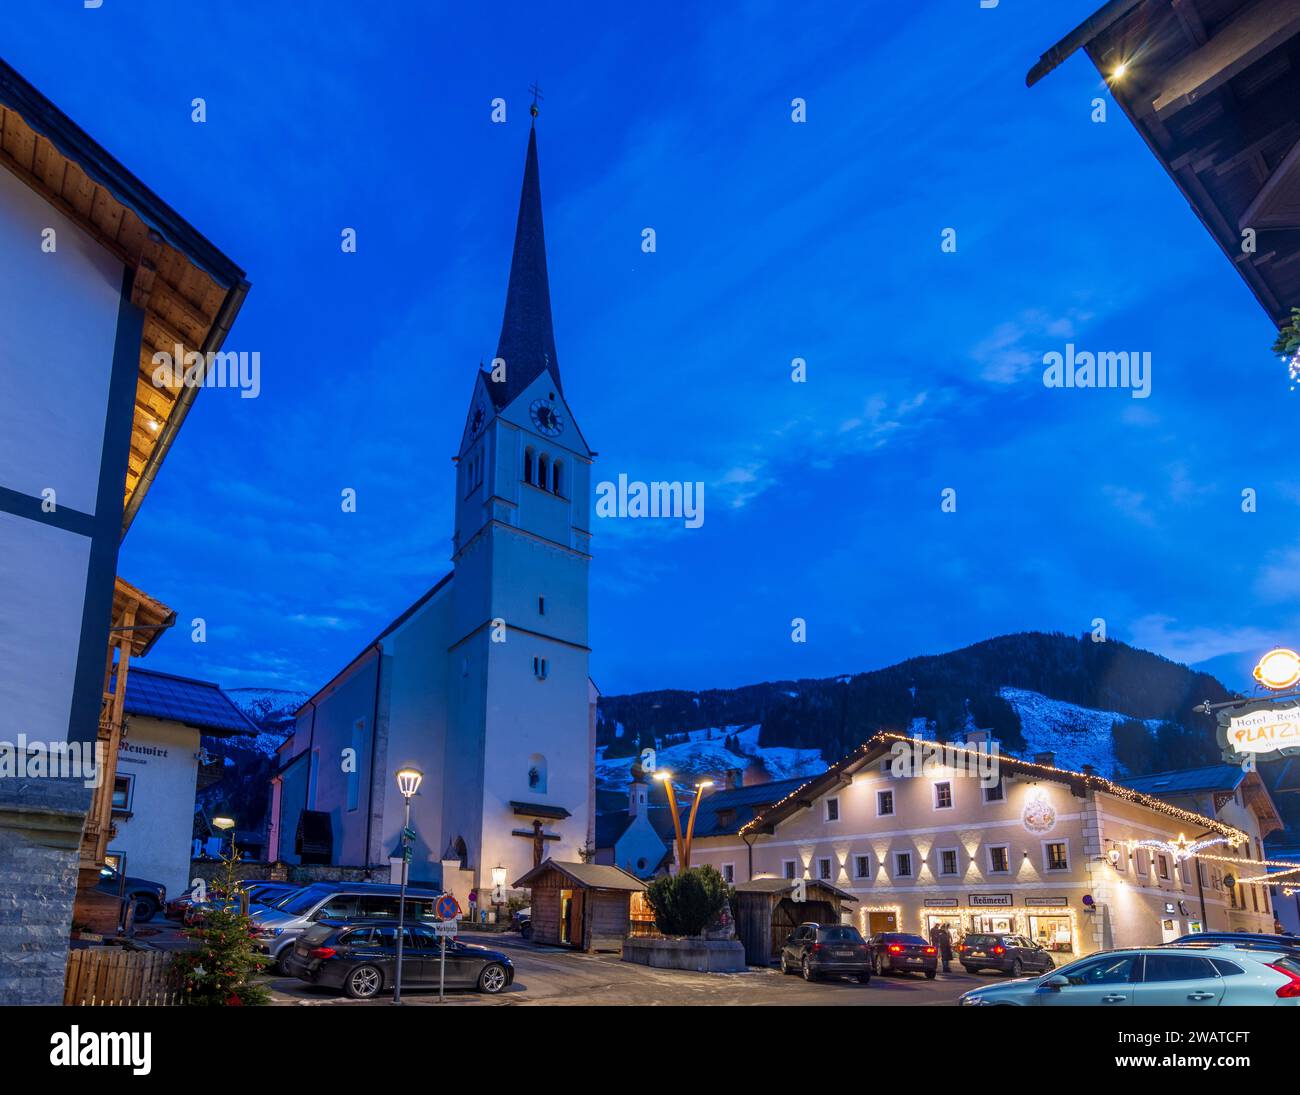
xmin=529 ymin=82 xmax=544 ymax=119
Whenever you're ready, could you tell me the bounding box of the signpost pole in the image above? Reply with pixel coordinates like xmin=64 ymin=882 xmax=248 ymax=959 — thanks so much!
xmin=440 ymin=933 xmax=446 ymax=1003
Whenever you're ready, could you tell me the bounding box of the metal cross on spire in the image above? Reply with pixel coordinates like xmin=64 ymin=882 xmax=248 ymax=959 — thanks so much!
xmin=529 ymin=82 xmax=544 ymax=119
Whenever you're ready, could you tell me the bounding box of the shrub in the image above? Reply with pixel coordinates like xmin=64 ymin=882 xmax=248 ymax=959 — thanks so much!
xmin=645 ymin=865 xmax=732 ymax=937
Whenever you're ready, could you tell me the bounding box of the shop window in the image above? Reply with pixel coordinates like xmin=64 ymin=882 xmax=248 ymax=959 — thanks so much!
xmin=825 ymin=796 xmax=840 ymax=822
xmin=988 ymin=845 xmax=1010 ymax=874
xmin=1044 ymin=841 xmax=1069 ymax=872
xmin=939 ymin=848 xmax=959 ymax=876
xmin=782 ymin=859 xmax=797 ymax=880
xmin=876 ymin=790 xmax=894 ymax=817
xmin=894 ymin=852 xmax=912 ymax=878
xmin=818 ymin=857 xmax=832 ymax=880
xmin=854 ymin=854 xmax=870 ymax=879
xmin=934 ymin=781 xmax=953 ymax=810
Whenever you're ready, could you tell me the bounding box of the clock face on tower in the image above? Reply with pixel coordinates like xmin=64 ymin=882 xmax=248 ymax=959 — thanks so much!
xmin=529 ymin=397 xmax=564 ymax=437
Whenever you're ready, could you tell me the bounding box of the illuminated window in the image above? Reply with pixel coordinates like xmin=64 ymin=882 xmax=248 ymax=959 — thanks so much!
xmin=939 ymin=848 xmax=959 ymax=876
xmin=1045 ymin=842 xmax=1069 ymax=872
xmin=818 ymin=857 xmax=832 ymax=880
xmin=934 ymin=781 xmax=953 ymax=810
xmin=825 ymin=796 xmax=840 ymax=822
xmin=988 ymin=845 xmax=1010 ymax=874
xmin=783 ymin=859 xmax=797 ymax=880
xmin=894 ymin=852 xmax=913 ymax=878
xmin=854 ymin=854 xmax=871 ymax=879
xmin=877 ymin=790 xmax=894 ymax=817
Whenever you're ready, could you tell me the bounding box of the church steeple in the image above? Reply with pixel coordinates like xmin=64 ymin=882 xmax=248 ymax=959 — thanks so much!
xmin=491 ymin=124 xmax=560 ymax=409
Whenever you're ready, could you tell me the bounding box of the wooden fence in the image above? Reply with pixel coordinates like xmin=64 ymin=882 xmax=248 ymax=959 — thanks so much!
xmin=64 ymin=947 xmax=183 ymax=1006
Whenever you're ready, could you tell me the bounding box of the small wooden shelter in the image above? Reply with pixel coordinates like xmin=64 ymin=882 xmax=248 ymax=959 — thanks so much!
xmin=733 ymin=877 xmax=858 ymax=967
xmin=514 ymin=859 xmax=646 ymax=952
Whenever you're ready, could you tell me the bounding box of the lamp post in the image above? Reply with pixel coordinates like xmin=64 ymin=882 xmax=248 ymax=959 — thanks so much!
xmin=652 ymin=771 xmax=713 ymax=871
xmin=491 ymin=864 xmax=507 ymax=927
xmin=392 ymin=767 xmax=423 ymax=1004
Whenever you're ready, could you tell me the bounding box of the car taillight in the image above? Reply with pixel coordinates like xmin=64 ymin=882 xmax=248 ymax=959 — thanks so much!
xmin=888 ymin=944 xmax=903 ymax=954
xmin=924 ymin=946 xmax=936 ymax=955
xmin=992 ymin=945 xmax=1005 ymax=955
xmin=309 ymin=947 xmax=336 ymax=960
xmin=1267 ymin=962 xmax=1300 ymax=998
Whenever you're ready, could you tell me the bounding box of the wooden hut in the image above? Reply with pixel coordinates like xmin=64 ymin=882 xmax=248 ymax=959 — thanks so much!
xmin=733 ymin=878 xmax=858 ymax=967
xmin=514 ymin=859 xmax=646 ymax=952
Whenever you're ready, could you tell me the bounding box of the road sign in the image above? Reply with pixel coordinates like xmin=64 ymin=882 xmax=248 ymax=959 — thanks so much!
xmin=435 ymin=894 xmax=460 ymax=920
xmin=432 ymin=919 xmax=459 ymax=937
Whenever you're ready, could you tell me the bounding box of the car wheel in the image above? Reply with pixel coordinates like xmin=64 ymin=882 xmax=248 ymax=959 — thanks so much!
xmin=345 ymin=965 xmax=383 ymax=999
xmin=1010 ymin=959 xmax=1023 ymax=977
xmin=802 ymin=957 xmax=816 ymax=982
xmin=520 ymin=923 xmax=533 ymax=941
xmin=857 ymin=972 xmax=871 ymax=985
xmin=780 ymin=952 xmax=791 ymax=975
xmin=478 ymin=963 xmax=508 ymax=995
xmin=962 ymin=965 xmax=979 ymax=974
xmin=131 ymin=896 xmax=159 ymax=923
xmin=276 ymin=950 xmax=296 ymax=976
xmin=925 ymin=969 xmax=937 ymax=980
xmin=1043 ymin=956 xmax=1055 ymax=970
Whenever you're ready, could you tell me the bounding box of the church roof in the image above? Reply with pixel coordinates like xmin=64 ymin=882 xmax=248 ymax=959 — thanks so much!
xmin=490 ymin=124 xmax=561 ymax=410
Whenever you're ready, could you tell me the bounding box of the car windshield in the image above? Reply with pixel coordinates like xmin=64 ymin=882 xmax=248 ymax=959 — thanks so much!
xmin=819 ymin=926 xmax=863 ymax=943
xmin=280 ymin=886 xmax=331 ymax=915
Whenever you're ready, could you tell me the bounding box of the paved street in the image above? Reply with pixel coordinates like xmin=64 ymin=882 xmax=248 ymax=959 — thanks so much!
xmin=262 ymin=934 xmax=988 ymax=1006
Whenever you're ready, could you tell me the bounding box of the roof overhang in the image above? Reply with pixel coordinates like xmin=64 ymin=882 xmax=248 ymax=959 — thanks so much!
xmin=112 ymin=576 xmax=175 ymax=658
xmin=1028 ymin=0 xmax=1300 ymax=327
xmin=0 ymin=58 xmax=249 ymax=535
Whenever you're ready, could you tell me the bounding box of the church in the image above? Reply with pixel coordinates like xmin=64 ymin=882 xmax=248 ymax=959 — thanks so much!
xmin=267 ymin=118 xmax=596 ymax=897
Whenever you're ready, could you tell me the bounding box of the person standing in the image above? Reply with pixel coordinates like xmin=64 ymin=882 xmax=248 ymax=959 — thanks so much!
xmin=934 ymin=923 xmax=953 ymax=973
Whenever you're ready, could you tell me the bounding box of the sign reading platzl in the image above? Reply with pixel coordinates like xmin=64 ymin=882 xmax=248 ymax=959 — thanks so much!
xmin=1217 ymin=699 xmax=1300 ymax=762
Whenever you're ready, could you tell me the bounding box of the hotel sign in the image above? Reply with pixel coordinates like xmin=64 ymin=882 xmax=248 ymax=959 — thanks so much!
xmin=924 ymin=898 xmax=959 ymax=908
xmin=1025 ymin=897 xmax=1068 ymax=907
xmin=968 ymin=893 xmax=1013 ymax=907
xmin=1217 ymin=698 xmax=1300 ymax=763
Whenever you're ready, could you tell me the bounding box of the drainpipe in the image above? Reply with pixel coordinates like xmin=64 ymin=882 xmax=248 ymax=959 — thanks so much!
xmin=742 ymin=830 xmax=755 ymax=882
xmin=363 ymin=643 xmax=383 ymax=874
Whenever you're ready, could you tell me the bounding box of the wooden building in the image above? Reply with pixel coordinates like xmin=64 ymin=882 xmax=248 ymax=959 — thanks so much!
xmin=514 ymin=859 xmax=646 ymax=952
xmin=733 ymin=877 xmax=858 ymax=967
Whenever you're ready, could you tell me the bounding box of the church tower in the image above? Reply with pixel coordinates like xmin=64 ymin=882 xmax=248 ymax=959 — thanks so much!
xmin=445 ymin=118 xmax=593 ymax=888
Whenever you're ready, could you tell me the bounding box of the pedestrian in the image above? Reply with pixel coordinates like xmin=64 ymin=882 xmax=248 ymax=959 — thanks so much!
xmin=933 ymin=923 xmax=953 ymax=973
xmin=468 ymin=887 xmax=478 ymax=920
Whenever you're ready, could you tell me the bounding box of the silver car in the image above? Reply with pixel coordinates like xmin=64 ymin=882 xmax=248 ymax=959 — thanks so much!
xmin=252 ymin=882 xmax=442 ymax=973
xmin=958 ymin=944 xmax=1300 ymax=1006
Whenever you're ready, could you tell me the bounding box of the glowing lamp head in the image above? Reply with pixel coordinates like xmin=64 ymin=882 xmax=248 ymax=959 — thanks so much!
xmin=1254 ymin=648 xmax=1300 ymax=690
xmin=212 ymin=812 xmax=235 ymax=831
xmin=396 ymin=767 xmax=424 ymax=798
xmin=491 ymin=864 xmax=507 ymax=888
xmin=1111 ymin=61 xmax=1128 ymax=80
xmin=653 ymin=770 xmax=672 ymax=782
xmin=695 ymin=780 xmax=714 ymax=790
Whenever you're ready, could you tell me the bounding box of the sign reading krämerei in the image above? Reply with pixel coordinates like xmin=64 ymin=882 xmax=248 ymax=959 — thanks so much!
xmin=1217 ymin=697 xmax=1300 ymax=762
xmin=968 ymin=893 xmax=1013 ymax=907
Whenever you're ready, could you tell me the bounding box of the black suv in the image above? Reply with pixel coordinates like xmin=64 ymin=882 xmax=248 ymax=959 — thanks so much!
xmin=959 ymin=932 xmax=1056 ymax=976
xmin=780 ymin=922 xmax=871 ymax=983
xmin=95 ymin=865 xmax=166 ymax=923
xmin=282 ymin=919 xmax=514 ymax=998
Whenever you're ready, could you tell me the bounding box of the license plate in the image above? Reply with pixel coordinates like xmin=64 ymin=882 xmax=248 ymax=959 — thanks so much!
xmin=906 ymin=957 xmax=923 ymax=963
xmin=970 ymin=951 xmax=985 ymax=957
xmin=834 ymin=950 xmax=853 ymax=957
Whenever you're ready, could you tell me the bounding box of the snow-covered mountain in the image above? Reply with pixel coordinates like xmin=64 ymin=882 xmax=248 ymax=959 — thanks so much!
xmin=227 ymin=687 xmax=309 ymax=754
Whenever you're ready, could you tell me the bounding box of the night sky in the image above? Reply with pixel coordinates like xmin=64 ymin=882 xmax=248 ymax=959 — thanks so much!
xmin=11 ymin=1 xmax=1296 ymax=698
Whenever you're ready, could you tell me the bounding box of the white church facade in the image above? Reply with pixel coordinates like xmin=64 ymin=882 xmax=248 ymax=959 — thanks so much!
xmin=268 ymin=123 xmax=596 ymax=894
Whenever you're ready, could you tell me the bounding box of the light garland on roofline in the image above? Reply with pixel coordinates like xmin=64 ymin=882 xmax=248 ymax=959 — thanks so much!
xmin=740 ymin=732 xmax=1247 ymax=844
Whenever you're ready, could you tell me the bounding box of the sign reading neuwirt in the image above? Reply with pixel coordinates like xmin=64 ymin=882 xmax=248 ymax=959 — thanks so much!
xmin=1217 ymin=699 xmax=1300 ymax=762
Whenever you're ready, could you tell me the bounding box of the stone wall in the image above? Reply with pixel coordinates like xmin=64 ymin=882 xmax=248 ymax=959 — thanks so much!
xmin=184 ymin=859 xmax=392 ymax=892
xmin=0 ymin=779 xmax=91 ymax=1005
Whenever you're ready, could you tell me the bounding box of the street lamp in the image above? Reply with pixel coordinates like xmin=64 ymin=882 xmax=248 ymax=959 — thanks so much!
xmin=491 ymin=864 xmax=507 ymax=926
xmin=653 ymin=772 xmax=714 ymax=871
xmin=683 ymin=780 xmax=714 ymax=870
xmin=392 ymin=766 xmax=423 ymax=1004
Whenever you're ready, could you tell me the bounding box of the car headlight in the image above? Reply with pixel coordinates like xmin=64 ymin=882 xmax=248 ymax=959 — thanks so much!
xmin=267 ymin=927 xmax=284 ymax=936
xmin=958 ymin=995 xmax=988 ymax=1006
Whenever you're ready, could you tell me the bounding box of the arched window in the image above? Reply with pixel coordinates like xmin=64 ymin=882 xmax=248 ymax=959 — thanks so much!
xmin=528 ymin=753 xmax=548 ymax=794
xmin=523 ymin=446 xmax=535 ymax=485
xmin=537 ymin=453 xmax=550 ymax=492
xmin=551 ymin=459 xmax=563 ymax=496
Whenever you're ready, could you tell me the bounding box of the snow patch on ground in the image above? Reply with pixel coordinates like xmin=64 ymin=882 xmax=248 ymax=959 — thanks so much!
xmin=999 ymin=687 xmax=1159 ymax=777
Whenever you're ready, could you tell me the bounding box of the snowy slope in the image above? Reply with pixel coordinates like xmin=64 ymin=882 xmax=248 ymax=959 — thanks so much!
xmin=999 ymin=687 xmax=1160 ymax=777
xmin=226 ymin=687 xmax=310 ymax=756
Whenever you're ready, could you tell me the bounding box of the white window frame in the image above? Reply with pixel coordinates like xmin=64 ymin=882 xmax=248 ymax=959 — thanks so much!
xmin=824 ymin=796 xmax=840 ymax=822
xmin=721 ymin=863 xmax=735 ymax=884
xmin=1042 ymin=839 xmax=1070 ymax=873
xmin=876 ymin=789 xmax=894 ymax=817
xmin=983 ymin=779 xmax=1005 ymax=804
xmin=938 ymin=846 xmax=960 ymax=877
xmin=853 ymin=853 xmax=871 ymax=880
xmin=894 ymin=851 xmax=913 ymax=879
xmin=933 ymin=780 xmax=954 ymax=811
xmin=987 ymin=843 xmax=1011 ymax=875
xmin=782 ymin=859 xmax=797 ymax=881
xmin=818 ymin=857 xmax=832 ymax=881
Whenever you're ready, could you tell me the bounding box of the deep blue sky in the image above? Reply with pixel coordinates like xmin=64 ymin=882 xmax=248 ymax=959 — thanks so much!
xmin=13 ymin=1 xmax=1297 ymax=698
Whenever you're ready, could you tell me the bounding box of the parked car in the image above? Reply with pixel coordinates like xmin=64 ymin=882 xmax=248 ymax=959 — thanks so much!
xmin=512 ymin=906 xmax=532 ymax=940
xmin=252 ymin=881 xmax=443 ymax=973
xmin=958 ymin=945 xmax=1300 ymax=1006
xmin=1168 ymin=931 xmax=1300 ymax=955
xmin=780 ymin=922 xmax=871 ymax=983
xmin=95 ymin=865 xmax=166 ymax=924
xmin=867 ymin=932 xmax=938 ymax=978
xmin=959 ymin=932 xmax=1056 ymax=977
xmin=282 ymin=920 xmax=514 ymax=998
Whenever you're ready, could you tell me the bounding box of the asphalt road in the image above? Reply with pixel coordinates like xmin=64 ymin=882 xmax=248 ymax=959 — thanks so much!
xmin=264 ymin=934 xmax=994 ymax=1006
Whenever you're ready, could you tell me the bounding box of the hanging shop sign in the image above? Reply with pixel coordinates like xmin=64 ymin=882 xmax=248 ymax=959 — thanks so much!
xmin=1025 ymin=897 xmax=1068 ymax=907
xmin=1254 ymin=648 xmax=1300 ymax=691
xmin=924 ymin=898 xmax=959 ymax=908
xmin=968 ymin=893 xmax=1014 ymax=907
xmin=1217 ymin=698 xmax=1300 ymax=763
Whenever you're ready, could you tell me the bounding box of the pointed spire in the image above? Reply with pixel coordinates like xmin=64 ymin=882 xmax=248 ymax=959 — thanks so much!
xmin=491 ymin=124 xmax=560 ymax=408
